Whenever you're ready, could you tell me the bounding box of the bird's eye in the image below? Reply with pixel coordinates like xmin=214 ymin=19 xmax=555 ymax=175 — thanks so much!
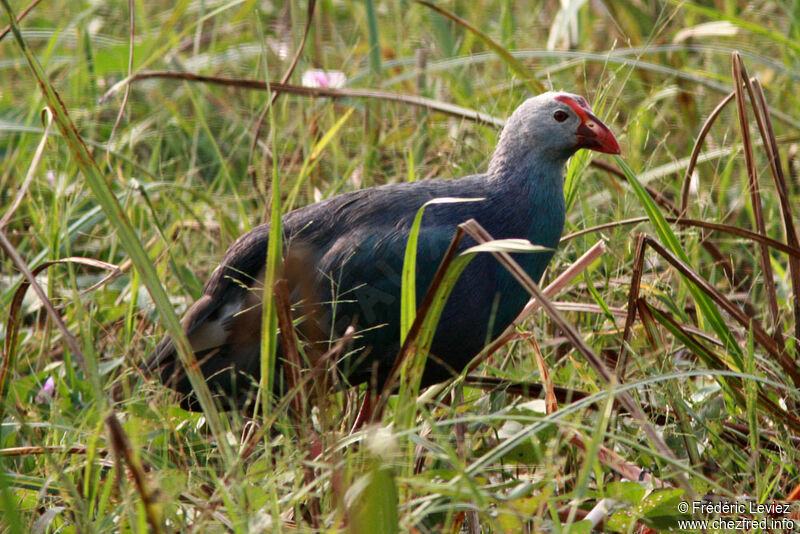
xmin=553 ymin=110 xmax=568 ymax=122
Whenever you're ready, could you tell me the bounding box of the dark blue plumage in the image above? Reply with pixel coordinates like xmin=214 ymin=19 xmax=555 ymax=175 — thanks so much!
xmin=147 ymin=92 xmax=619 ymax=410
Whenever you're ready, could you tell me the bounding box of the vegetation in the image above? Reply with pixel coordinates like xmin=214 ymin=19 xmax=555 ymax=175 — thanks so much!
xmin=1 ymin=0 xmax=799 ymax=531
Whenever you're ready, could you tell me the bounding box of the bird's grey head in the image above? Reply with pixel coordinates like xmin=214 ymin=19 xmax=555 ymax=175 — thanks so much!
xmin=488 ymin=92 xmax=620 ymax=179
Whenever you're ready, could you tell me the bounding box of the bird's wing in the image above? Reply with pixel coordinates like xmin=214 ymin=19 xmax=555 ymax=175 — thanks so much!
xmin=144 ymin=176 xmax=491 ymax=405
xmin=143 ymin=222 xmax=273 ymax=403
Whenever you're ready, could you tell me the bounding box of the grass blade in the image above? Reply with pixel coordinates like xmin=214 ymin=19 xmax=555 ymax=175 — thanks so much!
xmin=470 ymin=240 xmax=606 ymax=375
xmin=396 ymin=240 xmax=474 ymax=429
xmin=257 ymin=69 xmax=284 ymax=421
xmin=678 ymin=91 xmax=735 ymax=215
xmin=363 ymin=0 xmax=382 ymax=78
xmin=397 ymin=233 xmax=550 ymax=430
xmin=400 ymin=197 xmax=483 ymax=343
xmin=641 ymin=235 xmax=800 ymax=386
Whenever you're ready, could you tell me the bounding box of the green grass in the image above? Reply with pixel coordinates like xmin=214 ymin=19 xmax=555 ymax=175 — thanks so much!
xmin=2 ymin=0 xmax=800 ymax=532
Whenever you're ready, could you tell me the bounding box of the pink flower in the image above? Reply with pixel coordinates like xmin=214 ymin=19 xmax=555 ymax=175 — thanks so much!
xmin=35 ymin=376 xmax=56 ymax=403
xmin=301 ymin=69 xmax=346 ymax=89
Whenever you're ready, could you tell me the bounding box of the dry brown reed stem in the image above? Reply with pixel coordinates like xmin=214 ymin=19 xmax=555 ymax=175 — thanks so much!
xmin=623 ymin=234 xmax=800 ymax=397
xmin=564 ymin=216 xmax=800 ymax=258
xmin=527 ymin=336 xmax=557 ymax=414
xmin=746 ymin=77 xmax=800 ymax=350
xmin=732 ymin=54 xmax=783 ymax=347
xmin=636 ymin=297 xmax=666 ymax=349
xmin=616 ymin=233 xmax=646 ymax=377
xmin=469 ymin=240 xmax=607 ymax=375
xmin=273 ymin=277 xmax=335 ymax=524
xmin=273 ymin=279 xmax=307 ymax=421
xmin=674 ymin=89 xmax=741 ymax=286
xmin=567 ymin=432 xmax=660 ymax=487
xmin=102 ymin=71 xmax=505 ymax=128
xmin=0 ymin=446 xmax=93 ymax=457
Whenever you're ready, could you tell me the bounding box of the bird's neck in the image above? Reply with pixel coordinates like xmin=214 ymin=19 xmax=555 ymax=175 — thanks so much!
xmin=485 ymin=148 xmax=568 ymax=248
xmin=487 ymin=148 xmax=567 ymax=201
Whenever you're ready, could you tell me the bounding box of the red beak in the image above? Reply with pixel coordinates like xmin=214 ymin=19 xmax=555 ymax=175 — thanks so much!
xmin=554 ymin=95 xmax=621 ymax=155
xmin=575 ymin=111 xmax=620 ymax=154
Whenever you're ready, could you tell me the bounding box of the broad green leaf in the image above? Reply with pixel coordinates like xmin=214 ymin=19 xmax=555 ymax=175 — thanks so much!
xmin=605 ymin=481 xmax=646 ymax=506
xmin=346 ymin=466 xmax=398 ymax=534
xmin=607 ymin=489 xmax=687 ymax=532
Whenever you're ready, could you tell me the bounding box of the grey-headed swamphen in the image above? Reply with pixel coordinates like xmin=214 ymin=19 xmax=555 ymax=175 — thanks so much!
xmin=146 ymin=92 xmax=620 ymax=410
